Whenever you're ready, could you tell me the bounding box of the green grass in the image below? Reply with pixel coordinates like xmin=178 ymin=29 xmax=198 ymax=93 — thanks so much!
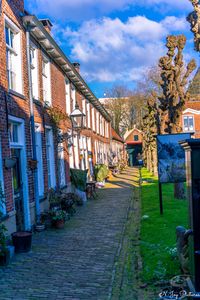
xmin=140 ymin=168 xmax=188 ymax=284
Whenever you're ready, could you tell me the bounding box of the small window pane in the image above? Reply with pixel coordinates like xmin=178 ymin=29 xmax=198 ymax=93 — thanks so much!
xmin=10 ymin=30 xmax=14 ymax=48
xmin=5 ymin=27 xmax=10 ymax=45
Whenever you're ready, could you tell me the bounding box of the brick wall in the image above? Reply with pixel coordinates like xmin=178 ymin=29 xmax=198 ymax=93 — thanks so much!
xmin=0 ymin=0 xmax=111 ymax=232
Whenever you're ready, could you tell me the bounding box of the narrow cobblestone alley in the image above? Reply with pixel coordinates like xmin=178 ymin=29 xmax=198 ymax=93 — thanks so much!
xmin=0 ymin=168 xmax=138 ymax=300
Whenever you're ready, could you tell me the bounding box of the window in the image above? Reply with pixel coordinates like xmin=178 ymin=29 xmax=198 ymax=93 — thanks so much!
xmin=35 ymin=125 xmax=44 ymax=197
xmin=134 ymin=135 xmax=139 ymax=141
xmin=96 ymin=112 xmax=100 ymax=134
xmin=58 ymin=139 xmax=66 ymax=187
xmin=45 ymin=128 xmax=56 ymax=188
xmin=71 ymin=84 xmax=76 ymax=110
xmin=8 ymin=122 xmax=19 ymax=143
xmin=30 ymin=42 xmax=39 ymax=100
xmin=42 ymin=55 xmax=51 ymax=105
xmin=82 ymin=99 xmax=86 ymax=127
xmin=183 ymin=116 xmax=194 ymax=132
xmin=5 ymin=16 xmax=22 ymax=93
xmin=92 ymin=108 xmax=95 ymax=132
xmin=86 ymin=102 xmax=91 ymax=128
xmin=65 ymin=78 xmax=71 ymax=114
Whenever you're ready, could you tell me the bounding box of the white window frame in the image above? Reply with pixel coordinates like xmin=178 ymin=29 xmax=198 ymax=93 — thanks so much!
xmin=82 ymin=99 xmax=86 ymax=127
xmin=30 ymin=41 xmax=39 ymax=100
xmin=183 ymin=115 xmax=195 ymax=132
xmin=65 ymin=78 xmax=71 ymax=115
xmin=71 ymin=84 xmax=76 ymax=110
xmin=5 ymin=15 xmax=23 ymax=94
xmin=35 ymin=124 xmax=44 ymax=197
xmin=92 ymin=107 xmax=96 ymax=132
xmin=42 ymin=54 xmax=51 ymax=106
xmin=68 ymin=130 xmax=74 ymax=169
xmin=57 ymin=129 xmax=66 ymax=187
xmin=8 ymin=115 xmax=31 ymax=229
xmin=86 ymin=101 xmax=91 ymax=128
xmin=45 ymin=126 xmax=56 ymax=188
xmin=96 ymin=111 xmax=100 ymax=134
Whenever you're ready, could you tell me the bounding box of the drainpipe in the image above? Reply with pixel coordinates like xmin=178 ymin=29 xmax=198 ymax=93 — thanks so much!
xmin=25 ymin=23 xmax=40 ymax=224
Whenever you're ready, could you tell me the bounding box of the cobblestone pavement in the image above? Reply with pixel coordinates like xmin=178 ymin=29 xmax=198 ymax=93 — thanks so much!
xmin=0 ymin=168 xmax=136 ymax=300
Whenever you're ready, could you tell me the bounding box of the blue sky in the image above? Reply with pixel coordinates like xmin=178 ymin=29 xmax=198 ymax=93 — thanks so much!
xmin=25 ymin=0 xmax=198 ymax=97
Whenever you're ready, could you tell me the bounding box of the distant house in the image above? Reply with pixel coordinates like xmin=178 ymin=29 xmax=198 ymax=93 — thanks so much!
xmin=124 ymin=128 xmax=143 ymax=167
xmin=111 ymin=128 xmax=124 ymax=163
xmin=182 ymin=68 xmax=200 ymax=138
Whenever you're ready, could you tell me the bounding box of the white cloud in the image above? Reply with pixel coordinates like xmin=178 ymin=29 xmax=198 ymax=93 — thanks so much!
xmin=57 ymin=16 xmax=191 ymax=83
xmin=26 ymin=0 xmax=193 ymax=22
xmin=161 ymin=16 xmax=189 ymax=31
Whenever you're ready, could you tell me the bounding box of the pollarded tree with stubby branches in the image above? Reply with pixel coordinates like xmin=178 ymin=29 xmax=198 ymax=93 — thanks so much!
xmin=158 ymin=34 xmax=196 ymax=199
xmin=158 ymin=35 xmax=196 ymax=135
xmin=142 ymin=92 xmax=160 ymax=175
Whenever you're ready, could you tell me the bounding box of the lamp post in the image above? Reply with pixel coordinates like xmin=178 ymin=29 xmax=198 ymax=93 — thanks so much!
xmin=70 ymin=102 xmax=86 ymax=132
xmin=69 ymin=102 xmax=85 ymax=169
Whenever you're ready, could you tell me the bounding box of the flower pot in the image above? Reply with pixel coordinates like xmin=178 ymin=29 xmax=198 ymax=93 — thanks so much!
xmin=35 ymin=223 xmax=45 ymax=232
xmin=12 ymin=231 xmax=32 ymax=253
xmin=52 ymin=219 xmax=65 ymax=229
xmin=0 ymin=250 xmax=10 ymax=266
xmin=4 ymin=158 xmax=16 ymax=169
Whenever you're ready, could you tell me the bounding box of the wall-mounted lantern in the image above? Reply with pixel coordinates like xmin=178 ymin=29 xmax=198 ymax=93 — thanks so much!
xmin=70 ymin=102 xmax=85 ymax=131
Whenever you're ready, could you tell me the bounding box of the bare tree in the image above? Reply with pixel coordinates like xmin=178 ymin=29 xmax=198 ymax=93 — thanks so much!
xmin=104 ymin=85 xmax=147 ymax=134
xmin=158 ymin=35 xmax=196 ymax=199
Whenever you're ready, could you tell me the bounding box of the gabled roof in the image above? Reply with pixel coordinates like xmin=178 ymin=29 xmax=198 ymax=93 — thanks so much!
xmin=185 ymin=101 xmax=200 ymax=111
xmin=111 ymin=128 xmax=124 ymax=143
xmin=124 ymin=128 xmax=142 ymax=140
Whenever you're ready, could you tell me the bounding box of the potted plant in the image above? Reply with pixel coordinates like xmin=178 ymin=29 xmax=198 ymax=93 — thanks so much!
xmin=28 ymin=159 xmax=38 ymax=170
xmin=50 ymin=209 xmax=68 ymax=229
xmin=4 ymin=157 xmax=16 ymax=169
xmin=0 ymin=223 xmax=9 ymax=266
xmin=47 ymin=189 xmax=61 ymax=210
xmin=0 ymin=182 xmax=10 ymax=266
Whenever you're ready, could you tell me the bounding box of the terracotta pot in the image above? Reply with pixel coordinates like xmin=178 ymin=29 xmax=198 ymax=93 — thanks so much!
xmin=53 ymin=219 xmax=65 ymax=229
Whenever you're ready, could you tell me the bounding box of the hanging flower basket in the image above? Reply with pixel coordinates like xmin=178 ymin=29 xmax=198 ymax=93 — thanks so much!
xmin=28 ymin=159 xmax=38 ymax=170
xmin=4 ymin=158 xmax=16 ymax=169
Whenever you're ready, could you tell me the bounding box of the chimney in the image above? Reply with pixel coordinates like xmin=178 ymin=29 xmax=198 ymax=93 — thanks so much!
xmin=73 ymin=62 xmax=80 ymax=73
xmin=40 ymin=19 xmax=53 ymax=33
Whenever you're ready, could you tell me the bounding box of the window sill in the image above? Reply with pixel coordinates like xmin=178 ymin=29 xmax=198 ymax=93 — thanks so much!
xmin=9 ymin=89 xmax=26 ymax=100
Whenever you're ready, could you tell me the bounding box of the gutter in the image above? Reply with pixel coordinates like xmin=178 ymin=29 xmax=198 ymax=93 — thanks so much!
xmin=25 ymin=22 xmax=41 ymax=224
xmin=22 ymin=15 xmax=112 ymax=122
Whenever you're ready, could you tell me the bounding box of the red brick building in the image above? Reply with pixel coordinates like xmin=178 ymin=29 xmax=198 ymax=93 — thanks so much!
xmin=182 ymin=68 xmax=200 ymax=138
xmin=124 ymin=128 xmax=143 ymax=166
xmin=0 ymin=0 xmax=113 ymax=234
xmin=111 ymin=128 xmax=124 ymax=163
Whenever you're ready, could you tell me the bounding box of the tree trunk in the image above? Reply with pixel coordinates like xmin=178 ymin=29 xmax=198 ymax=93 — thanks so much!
xmin=146 ymin=151 xmax=149 ymax=171
xmin=153 ymin=148 xmax=158 ymax=176
xmin=149 ymin=149 xmax=153 ymax=174
xmin=174 ymin=182 xmax=185 ymax=200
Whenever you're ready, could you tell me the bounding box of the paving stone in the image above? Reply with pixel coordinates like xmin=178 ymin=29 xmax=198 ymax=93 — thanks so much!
xmin=0 ymin=168 xmax=135 ymax=300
